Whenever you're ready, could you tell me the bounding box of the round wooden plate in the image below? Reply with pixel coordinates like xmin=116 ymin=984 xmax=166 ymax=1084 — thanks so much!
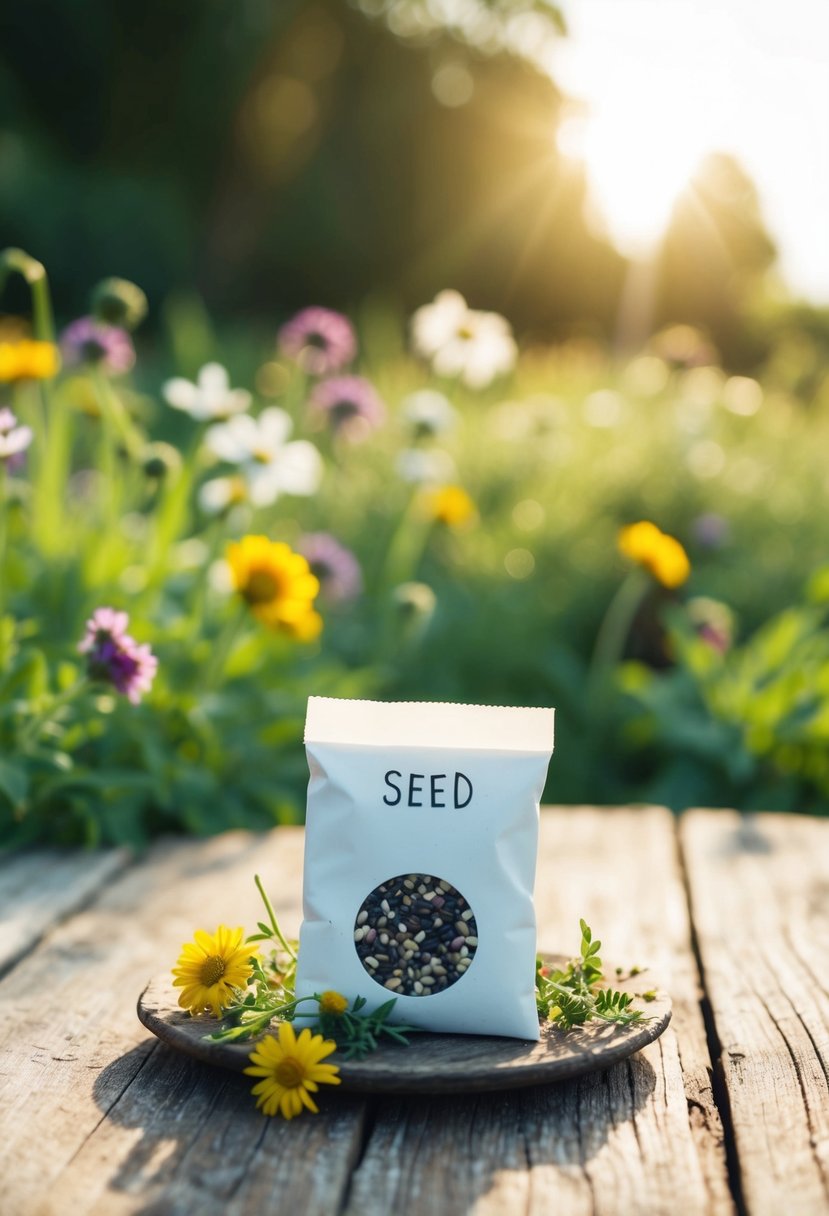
xmin=137 ymin=955 xmax=671 ymax=1094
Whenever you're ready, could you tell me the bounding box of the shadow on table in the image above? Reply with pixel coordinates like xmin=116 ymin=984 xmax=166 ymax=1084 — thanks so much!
xmin=94 ymin=1040 xmax=656 ymax=1213
xmin=342 ymin=1052 xmax=658 ymax=1211
xmin=93 ymin=1039 xmax=368 ymax=1214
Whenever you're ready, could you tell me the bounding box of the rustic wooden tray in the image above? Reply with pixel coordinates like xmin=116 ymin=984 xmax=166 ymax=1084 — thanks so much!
xmin=137 ymin=955 xmax=671 ymax=1094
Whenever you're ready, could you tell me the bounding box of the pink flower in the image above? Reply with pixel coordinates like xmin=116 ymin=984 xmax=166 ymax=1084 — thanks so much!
xmin=278 ymin=307 xmax=357 ymax=376
xmin=308 ymin=375 xmax=385 ymax=441
xmin=61 ymin=317 xmax=135 ymax=375
xmin=78 ymin=607 xmax=157 ymax=704
xmin=298 ymin=533 xmax=363 ymax=604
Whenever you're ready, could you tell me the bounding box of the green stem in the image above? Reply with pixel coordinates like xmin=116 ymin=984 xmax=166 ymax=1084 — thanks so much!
xmin=0 ymin=248 xmax=55 ymax=343
xmin=19 ymin=676 xmax=90 ymax=750
xmin=202 ymin=605 xmax=247 ymax=692
xmin=586 ymin=569 xmax=650 ymax=709
xmin=254 ymin=872 xmax=297 ymax=962
xmin=143 ymin=427 xmax=202 ymax=593
xmin=90 ymin=367 xmax=142 ymax=460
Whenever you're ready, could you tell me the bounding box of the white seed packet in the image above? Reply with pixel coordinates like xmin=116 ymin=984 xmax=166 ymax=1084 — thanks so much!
xmin=295 ymin=697 xmax=555 ymax=1041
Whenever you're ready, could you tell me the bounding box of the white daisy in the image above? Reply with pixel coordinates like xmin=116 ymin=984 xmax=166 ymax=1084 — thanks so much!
xmin=204 ymin=407 xmax=322 ymax=506
xmin=163 ymin=363 xmax=251 ymax=421
xmin=395 ymin=448 xmax=457 ymax=484
xmin=400 ymin=390 xmax=458 ymax=437
xmin=410 ymin=291 xmax=517 ymax=389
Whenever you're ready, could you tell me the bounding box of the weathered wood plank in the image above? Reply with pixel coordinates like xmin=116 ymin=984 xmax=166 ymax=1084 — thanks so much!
xmin=5 ymin=808 xmax=736 ymax=1216
xmin=343 ymin=807 xmax=734 ymax=1216
xmin=681 ymin=809 xmax=829 ymax=1216
xmin=1 ymin=828 xmax=368 ymax=1216
xmin=0 ymin=847 xmax=132 ymax=977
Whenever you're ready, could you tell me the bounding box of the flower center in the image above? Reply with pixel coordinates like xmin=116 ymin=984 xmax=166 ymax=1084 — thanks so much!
xmin=331 ymin=400 xmax=360 ymax=424
xmin=81 ymin=338 xmax=108 ymax=364
xmin=252 ymin=447 xmax=273 ymax=464
xmin=456 ymin=325 xmax=475 ymax=341
xmin=243 ymin=568 xmax=283 ymax=605
xmin=306 ymin=331 xmax=328 ymax=350
xmin=200 ymin=955 xmax=226 ymax=986
xmin=273 ymin=1058 xmax=306 ymax=1089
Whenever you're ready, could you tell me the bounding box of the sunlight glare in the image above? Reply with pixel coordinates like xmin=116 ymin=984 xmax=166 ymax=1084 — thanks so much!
xmin=553 ymin=2 xmax=720 ymax=258
xmin=557 ymin=97 xmax=708 ymax=257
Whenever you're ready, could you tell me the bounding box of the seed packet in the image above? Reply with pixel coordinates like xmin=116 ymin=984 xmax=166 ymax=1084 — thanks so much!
xmin=295 ymin=697 xmax=555 ymax=1041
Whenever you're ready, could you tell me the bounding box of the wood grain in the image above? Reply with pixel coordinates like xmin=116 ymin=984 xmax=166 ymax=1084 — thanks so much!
xmin=343 ymin=807 xmax=735 ymax=1216
xmin=0 ymin=808 xmax=737 ymax=1216
xmin=0 ymin=828 xmax=369 ymax=1216
xmin=0 ymin=846 xmax=131 ymax=977
xmin=681 ymin=809 xmax=829 ymax=1216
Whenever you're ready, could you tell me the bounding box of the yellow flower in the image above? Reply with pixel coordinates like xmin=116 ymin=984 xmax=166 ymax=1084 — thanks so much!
xmin=172 ymin=925 xmax=258 ymax=1018
xmin=0 ymin=339 xmax=60 ymax=382
xmin=617 ymin=520 xmax=690 ymax=589
xmin=226 ymin=535 xmax=322 ymax=640
xmin=319 ymin=989 xmax=349 ymax=1016
xmin=422 ymin=485 xmax=476 ymax=528
xmin=244 ymin=1021 xmax=341 ymax=1119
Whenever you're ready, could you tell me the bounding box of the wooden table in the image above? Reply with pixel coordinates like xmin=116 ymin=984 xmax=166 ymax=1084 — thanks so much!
xmin=1 ymin=807 xmax=827 ymax=1216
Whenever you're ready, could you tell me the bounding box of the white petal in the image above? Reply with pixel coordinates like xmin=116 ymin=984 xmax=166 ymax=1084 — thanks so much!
xmin=198 ymin=478 xmax=236 ymax=513
xmin=163 ymin=377 xmax=198 ymax=412
xmin=198 ymin=363 xmax=230 ymax=393
xmin=270 ymin=440 xmax=323 ymax=496
xmin=411 ymin=291 xmax=469 ymax=357
xmin=204 ymin=414 xmax=258 ymax=462
xmin=246 ymin=464 xmax=282 ymax=507
xmin=396 ymin=448 xmax=456 ymax=483
xmin=258 ymin=407 xmax=293 ymax=447
xmin=0 ymin=426 xmax=33 ymax=456
xmin=219 ymin=389 xmax=252 ymax=418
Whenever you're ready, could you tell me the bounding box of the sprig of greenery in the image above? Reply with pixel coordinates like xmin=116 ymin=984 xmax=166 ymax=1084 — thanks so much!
xmin=535 ymin=919 xmax=649 ymax=1029
xmin=315 ymin=996 xmax=419 ymax=1060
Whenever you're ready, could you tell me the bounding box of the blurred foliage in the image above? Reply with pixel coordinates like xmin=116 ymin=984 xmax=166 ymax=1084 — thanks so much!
xmin=0 ymin=0 xmax=791 ymax=361
xmin=622 ymin=599 xmax=829 ymax=812
xmin=2 ymin=242 xmax=829 ymax=845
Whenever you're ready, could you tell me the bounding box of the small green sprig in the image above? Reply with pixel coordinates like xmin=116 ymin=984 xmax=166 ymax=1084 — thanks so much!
xmin=314 ymin=996 xmax=419 ymax=1060
xmin=535 ymin=919 xmax=649 ymax=1029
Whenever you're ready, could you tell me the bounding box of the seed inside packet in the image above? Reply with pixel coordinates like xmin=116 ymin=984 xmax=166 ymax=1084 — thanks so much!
xmin=354 ymin=873 xmax=478 ymax=997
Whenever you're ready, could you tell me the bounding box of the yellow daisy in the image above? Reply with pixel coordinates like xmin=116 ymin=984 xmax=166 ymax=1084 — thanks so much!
xmin=617 ymin=520 xmax=690 ymax=589
xmin=318 ymin=990 xmax=349 ymax=1016
xmin=421 ymin=485 xmax=476 ymax=528
xmin=172 ymin=925 xmax=258 ymax=1018
xmin=226 ymin=535 xmax=322 ymax=640
xmin=0 ymin=339 xmax=60 ymax=382
xmin=244 ymin=1021 xmax=341 ymax=1119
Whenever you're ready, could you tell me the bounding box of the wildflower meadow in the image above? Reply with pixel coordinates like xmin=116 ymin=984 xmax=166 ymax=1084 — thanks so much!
xmin=2 ymin=246 xmax=829 ymax=847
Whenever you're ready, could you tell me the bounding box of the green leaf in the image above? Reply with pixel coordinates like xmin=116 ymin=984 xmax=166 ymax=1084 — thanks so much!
xmin=0 ymin=759 xmax=28 ymax=809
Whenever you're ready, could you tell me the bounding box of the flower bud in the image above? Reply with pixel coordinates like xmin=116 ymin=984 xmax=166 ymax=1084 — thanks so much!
xmin=391 ymin=582 xmax=436 ymax=644
xmin=142 ymin=441 xmax=181 ymax=480
xmin=91 ymin=277 xmax=148 ymax=330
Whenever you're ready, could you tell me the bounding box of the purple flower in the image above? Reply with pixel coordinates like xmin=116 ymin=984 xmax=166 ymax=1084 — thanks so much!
xmin=61 ymin=317 xmax=135 ymax=375
xmin=691 ymin=513 xmax=730 ymax=550
xmin=278 ymin=307 xmax=357 ymax=376
xmin=308 ymin=376 xmax=385 ymax=441
xmin=78 ymin=607 xmax=157 ymax=704
xmin=298 ymin=533 xmax=363 ymax=604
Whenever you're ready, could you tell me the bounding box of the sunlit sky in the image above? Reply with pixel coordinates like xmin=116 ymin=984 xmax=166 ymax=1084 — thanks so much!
xmin=551 ymin=0 xmax=829 ymax=300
